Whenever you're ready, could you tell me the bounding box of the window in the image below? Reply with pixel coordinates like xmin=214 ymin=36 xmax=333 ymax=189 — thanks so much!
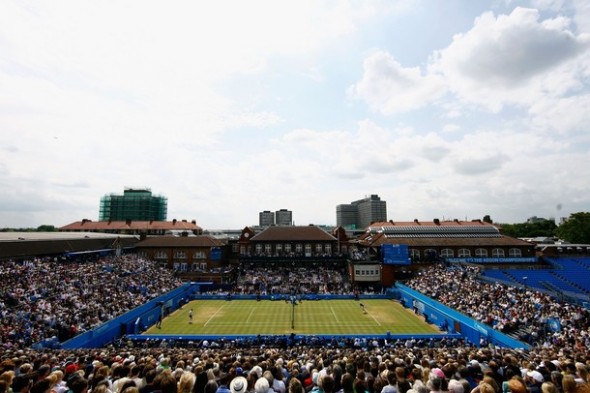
xmin=192 ymin=263 xmax=200 ymax=271
xmin=475 ymin=248 xmax=488 ymax=257
xmin=285 ymin=244 xmax=292 ymax=253
xmin=155 ymin=251 xmax=167 ymax=260
xmin=440 ymin=249 xmax=454 ymax=258
xmin=410 ymin=249 xmax=420 ymax=259
xmin=296 ymin=244 xmax=303 ymax=254
xmin=137 ymin=251 xmax=147 ymax=259
xmin=264 ymin=244 xmax=272 ymax=255
xmin=305 ymin=244 xmax=312 ymax=256
xmin=193 ymin=250 xmax=206 ymax=259
xmin=180 ymin=263 xmax=187 ymax=271
xmin=458 ymin=249 xmax=471 ymax=257
xmin=325 ymin=244 xmax=332 ymax=255
xmin=175 ymin=251 xmax=187 ymax=259
xmin=509 ymin=248 xmax=522 ymax=257
xmin=492 ymin=248 xmax=505 ymax=257
xmin=424 ymin=249 xmax=437 ymax=258
xmin=173 ymin=262 xmax=180 ymax=271
xmin=276 ymin=244 xmax=282 ymax=253
xmin=316 ymin=244 xmax=323 ymax=253
xmin=256 ymin=244 xmax=262 ymax=254
xmin=200 ymin=262 xmax=207 ymax=270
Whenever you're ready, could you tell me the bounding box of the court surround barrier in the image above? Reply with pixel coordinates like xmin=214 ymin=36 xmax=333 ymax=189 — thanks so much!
xmin=61 ymin=283 xmax=195 ymax=349
xmin=61 ymin=282 xmax=528 ymax=349
xmin=395 ymin=283 xmax=530 ymax=349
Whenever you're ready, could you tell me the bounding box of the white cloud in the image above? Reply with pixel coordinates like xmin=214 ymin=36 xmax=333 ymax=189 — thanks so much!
xmin=574 ymin=0 xmax=590 ymax=33
xmin=442 ymin=124 xmax=461 ymax=133
xmin=347 ymin=51 xmax=447 ymax=114
xmin=431 ymin=7 xmax=590 ymax=111
xmin=529 ymin=94 xmax=590 ymax=134
xmin=1 ymin=1 xmax=590 ymax=229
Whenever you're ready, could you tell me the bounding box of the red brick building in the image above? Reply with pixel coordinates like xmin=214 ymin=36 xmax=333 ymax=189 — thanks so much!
xmin=135 ymin=235 xmax=229 ymax=283
xmin=60 ymin=219 xmax=202 ymax=237
xmin=356 ymin=219 xmax=535 ymax=286
xmin=238 ymin=225 xmax=350 ymax=266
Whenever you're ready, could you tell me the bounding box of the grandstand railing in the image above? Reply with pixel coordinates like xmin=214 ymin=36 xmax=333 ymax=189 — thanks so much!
xmin=59 ymin=282 xmax=529 ymax=349
xmin=395 ymin=283 xmax=530 ymax=349
xmin=60 ymin=282 xmax=195 ymax=349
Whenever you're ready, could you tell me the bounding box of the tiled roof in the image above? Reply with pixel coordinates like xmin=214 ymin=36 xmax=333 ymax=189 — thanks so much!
xmin=136 ymin=236 xmax=225 ymax=248
xmin=250 ymin=226 xmax=337 ymax=242
xmin=365 ymin=220 xmax=501 ymax=237
xmin=359 ymin=234 xmax=531 ymax=248
xmin=60 ymin=220 xmax=201 ymax=231
xmin=367 ymin=220 xmax=495 ymax=229
xmin=369 ymin=219 xmax=494 ymax=228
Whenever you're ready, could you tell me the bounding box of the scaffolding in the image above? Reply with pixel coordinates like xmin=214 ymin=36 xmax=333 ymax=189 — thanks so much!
xmin=99 ymin=188 xmax=167 ymax=221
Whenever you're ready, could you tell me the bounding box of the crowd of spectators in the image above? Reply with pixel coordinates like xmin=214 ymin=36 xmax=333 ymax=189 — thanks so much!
xmin=0 ymin=255 xmax=183 ymax=349
xmin=1 ymin=336 xmax=590 ymax=393
xmin=405 ymin=264 xmax=590 ymax=351
xmin=235 ymin=268 xmax=350 ymax=295
xmin=4 ymin=254 xmax=590 ymax=393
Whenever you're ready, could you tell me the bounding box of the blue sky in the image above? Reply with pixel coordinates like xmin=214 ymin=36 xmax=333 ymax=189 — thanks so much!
xmin=1 ymin=0 xmax=589 ymax=229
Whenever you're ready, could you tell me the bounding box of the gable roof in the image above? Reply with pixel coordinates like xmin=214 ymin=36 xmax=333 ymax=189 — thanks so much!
xmin=364 ymin=220 xmax=505 ymax=238
xmin=358 ymin=232 xmax=531 ymax=248
xmin=60 ymin=220 xmax=201 ymax=231
xmin=250 ymin=225 xmax=337 ymax=242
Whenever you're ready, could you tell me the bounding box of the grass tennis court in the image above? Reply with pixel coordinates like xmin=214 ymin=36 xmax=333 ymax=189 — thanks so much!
xmin=144 ymin=299 xmax=441 ymax=336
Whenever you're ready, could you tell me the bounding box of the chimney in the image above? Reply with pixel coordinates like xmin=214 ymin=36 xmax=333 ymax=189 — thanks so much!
xmin=389 ymin=220 xmax=394 ymax=225
xmin=414 ymin=219 xmax=420 ymax=224
xmin=173 ymin=219 xmax=177 ymax=225
xmin=191 ymin=220 xmax=196 ymax=225
xmin=433 ymin=218 xmax=440 ymax=225
xmin=125 ymin=219 xmax=131 ymax=225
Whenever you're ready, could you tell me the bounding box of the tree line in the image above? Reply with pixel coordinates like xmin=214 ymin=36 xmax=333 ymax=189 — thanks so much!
xmin=497 ymin=212 xmax=590 ymax=244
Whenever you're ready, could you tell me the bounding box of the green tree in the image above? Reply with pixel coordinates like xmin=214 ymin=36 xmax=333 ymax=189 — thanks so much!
xmin=499 ymin=219 xmax=557 ymax=238
xmin=556 ymin=212 xmax=590 ymax=244
xmin=37 ymin=225 xmax=57 ymax=232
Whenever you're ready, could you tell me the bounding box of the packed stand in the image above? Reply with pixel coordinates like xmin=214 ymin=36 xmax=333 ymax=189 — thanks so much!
xmin=405 ymin=264 xmax=590 ymax=351
xmin=0 ymin=255 xmax=183 ymax=349
xmin=235 ymin=267 xmax=350 ymax=295
xmin=1 ymin=336 xmax=590 ymax=393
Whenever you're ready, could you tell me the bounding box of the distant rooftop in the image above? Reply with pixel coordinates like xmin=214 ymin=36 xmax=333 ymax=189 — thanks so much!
xmin=0 ymin=232 xmax=137 ymax=242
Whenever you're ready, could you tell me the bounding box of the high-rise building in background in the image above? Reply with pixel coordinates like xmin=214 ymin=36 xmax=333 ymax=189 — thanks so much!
xmin=259 ymin=210 xmax=275 ymax=227
xmin=275 ymin=209 xmax=293 ymax=226
xmin=336 ymin=204 xmax=358 ymax=229
xmin=259 ymin=209 xmax=293 ymax=226
xmin=99 ymin=188 xmax=167 ymax=221
xmin=336 ymin=194 xmax=387 ymax=229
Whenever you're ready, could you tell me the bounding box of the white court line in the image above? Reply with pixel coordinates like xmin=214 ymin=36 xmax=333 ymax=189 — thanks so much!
xmin=330 ymin=307 xmax=340 ymax=323
xmin=204 ymin=304 xmax=226 ymax=327
xmin=246 ymin=307 xmax=256 ymax=323
xmin=367 ymin=311 xmax=381 ymax=326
